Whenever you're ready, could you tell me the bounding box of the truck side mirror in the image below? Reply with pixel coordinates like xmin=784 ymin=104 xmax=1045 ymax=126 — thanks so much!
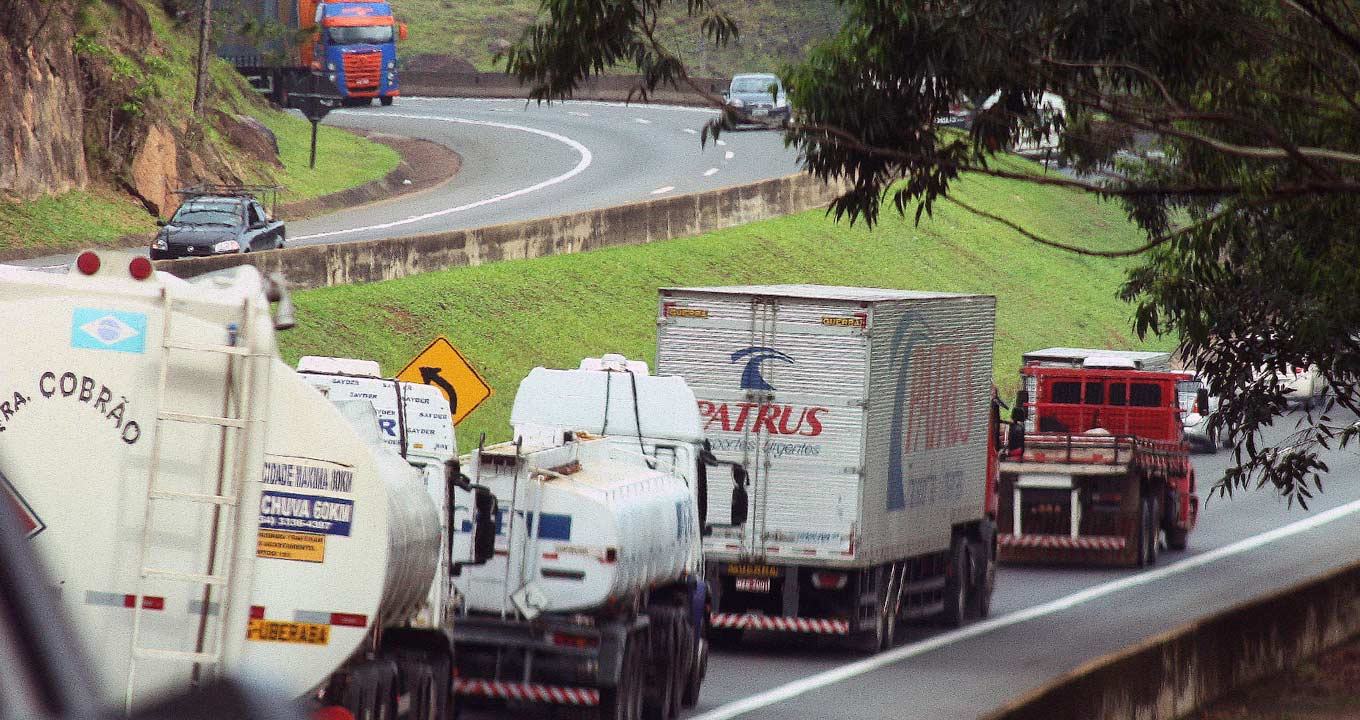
xmin=730 ymin=465 xmax=749 ymax=526
xmin=1195 ymin=388 xmax=1211 ymax=415
xmin=1013 ymin=390 xmax=1029 ymax=422
xmin=399 ymin=23 xmax=408 ymax=41
xmin=472 ymin=487 xmax=497 ymax=565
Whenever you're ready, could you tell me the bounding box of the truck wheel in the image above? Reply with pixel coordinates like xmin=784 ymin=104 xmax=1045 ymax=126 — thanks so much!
xmin=1166 ymin=527 xmax=1189 ymax=551
xmin=680 ymin=630 xmax=706 ymax=708
xmin=967 ymin=535 xmax=996 ymax=619
xmin=1139 ymin=497 xmax=1160 ymax=567
xmin=381 ymin=96 xmax=395 ymax=106
xmin=599 ymin=634 xmax=644 ymax=720
xmin=940 ymin=537 xmax=969 ymax=627
xmin=643 ymin=608 xmax=680 ymax=720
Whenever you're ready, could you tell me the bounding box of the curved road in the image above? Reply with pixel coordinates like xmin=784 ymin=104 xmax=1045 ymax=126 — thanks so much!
xmin=15 ymin=98 xmax=800 ymax=266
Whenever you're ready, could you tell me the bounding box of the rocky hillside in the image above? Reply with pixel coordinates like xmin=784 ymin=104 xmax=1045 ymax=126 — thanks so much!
xmin=0 ymin=0 xmax=277 ymax=216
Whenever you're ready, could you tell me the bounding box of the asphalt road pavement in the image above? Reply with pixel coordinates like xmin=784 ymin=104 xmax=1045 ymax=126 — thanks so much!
xmin=12 ymin=98 xmax=799 ymax=267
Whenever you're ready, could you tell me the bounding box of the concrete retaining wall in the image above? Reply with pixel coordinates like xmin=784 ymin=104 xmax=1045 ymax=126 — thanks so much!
xmin=983 ymin=559 xmax=1360 ymax=720
xmin=400 ymin=71 xmax=726 ymax=106
xmin=156 ymin=173 xmax=840 ymax=289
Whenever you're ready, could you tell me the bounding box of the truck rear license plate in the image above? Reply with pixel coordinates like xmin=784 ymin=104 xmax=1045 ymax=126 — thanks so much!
xmin=735 ymin=577 xmax=771 ymax=593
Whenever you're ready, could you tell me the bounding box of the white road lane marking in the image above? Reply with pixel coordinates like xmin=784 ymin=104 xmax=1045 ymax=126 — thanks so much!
xmin=683 ymin=128 xmax=698 ymax=134
xmin=716 ymin=139 xmax=727 ymax=146
xmin=725 ymin=151 xmax=735 ymax=160
xmin=650 ymin=186 xmax=675 ymax=195
xmin=689 ymin=497 xmax=1360 ymax=720
xmin=704 ymin=168 xmax=719 ymax=177
xmin=291 ymin=113 xmax=593 ymax=242
xmin=568 ymin=111 xmax=591 ymax=117
xmin=635 ymin=118 xmax=652 ymax=124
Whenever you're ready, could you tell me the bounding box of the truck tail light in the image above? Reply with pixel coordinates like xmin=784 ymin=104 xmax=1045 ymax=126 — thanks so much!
xmin=547 ymin=631 xmax=599 ymax=649
xmin=810 ymin=571 xmax=847 ymax=590
xmin=310 ymin=707 xmax=355 ymax=720
xmin=76 ymin=251 xmax=100 ymax=275
xmin=1091 ymin=492 xmax=1123 ymax=505
xmin=129 ymin=256 xmax=153 ymax=280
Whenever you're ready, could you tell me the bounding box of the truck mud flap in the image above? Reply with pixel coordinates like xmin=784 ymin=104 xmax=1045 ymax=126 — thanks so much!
xmin=454 ymin=679 xmax=600 ymax=706
xmin=709 ymin=612 xmax=849 ymax=634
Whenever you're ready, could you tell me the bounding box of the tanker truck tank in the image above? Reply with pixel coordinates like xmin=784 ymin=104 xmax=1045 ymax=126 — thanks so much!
xmin=0 ymin=251 xmax=481 ymax=719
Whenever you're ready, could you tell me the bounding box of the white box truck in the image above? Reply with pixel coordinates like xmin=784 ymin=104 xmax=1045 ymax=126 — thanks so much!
xmin=0 ymin=251 xmax=494 ymax=719
xmin=656 ymin=285 xmax=1002 ymax=649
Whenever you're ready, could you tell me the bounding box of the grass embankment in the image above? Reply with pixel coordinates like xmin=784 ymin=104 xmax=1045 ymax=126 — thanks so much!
xmin=400 ymin=0 xmax=844 ymax=78
xmin=276 ymin=171 xmax=1173 ymax=450
xmin=0 ymin=1 xmax=399 ymax=256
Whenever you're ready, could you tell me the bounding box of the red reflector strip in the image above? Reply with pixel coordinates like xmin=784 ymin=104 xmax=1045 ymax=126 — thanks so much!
xmin=330 ymin=613 xmax=368 ymax=628
xmin=250 ymin=605 xmax=266 ymax=619
xmin=709 ymin=613 xmax=849 ymax=634
xmin=293 ymin=610 xmax=369 ymax=627
xmin=998 ymin=533 xmax=1127 ymax=551
xmin=454 ymin=679 xmax=600 ymax=706
xmin=541 ymin=552 xmax=559 ymax=560
xmin=84 ymin=591 xmax=163 ymax=610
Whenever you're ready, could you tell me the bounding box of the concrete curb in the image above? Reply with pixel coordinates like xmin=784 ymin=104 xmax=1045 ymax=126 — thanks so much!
xmin=155 ymin=173 xmax=841 ymax=289
xmin=981 ymin=558 xmax=1360 ymax=720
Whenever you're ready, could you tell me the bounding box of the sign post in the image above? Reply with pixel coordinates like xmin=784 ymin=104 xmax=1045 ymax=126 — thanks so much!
xmin=396 ymin=337 xmax=494 ymax=426
xmin=285 ymin=72 xmax=341 ymax=169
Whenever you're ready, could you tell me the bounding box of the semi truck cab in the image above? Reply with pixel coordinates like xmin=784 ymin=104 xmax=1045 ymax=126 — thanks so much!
xmin=307 ymin=0 xmax=405 ymax=104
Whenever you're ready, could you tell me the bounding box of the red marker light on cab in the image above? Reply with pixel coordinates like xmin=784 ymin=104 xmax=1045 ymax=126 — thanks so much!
xmin=128 ymin=256 xmax=153 ymax=280
xmin=76 ymin=251 xmax=100 ymax=275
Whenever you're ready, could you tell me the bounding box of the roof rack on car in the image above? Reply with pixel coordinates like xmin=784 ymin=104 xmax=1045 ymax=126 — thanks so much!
xmin=174 ymin=184 xmax=283 ymax=217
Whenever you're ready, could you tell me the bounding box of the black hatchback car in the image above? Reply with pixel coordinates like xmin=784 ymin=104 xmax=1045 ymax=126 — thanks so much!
xmin=150 ymin=187 xmax=286 ymax=260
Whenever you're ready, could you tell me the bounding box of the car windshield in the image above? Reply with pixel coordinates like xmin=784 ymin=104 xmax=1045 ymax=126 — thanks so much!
xmin=730 ymin=77 xmax=778 ymax=94
xmin=327 ymin=25 xmax=395 ymax=45
xmin=171 ymin=202 xmax=240 ymax=227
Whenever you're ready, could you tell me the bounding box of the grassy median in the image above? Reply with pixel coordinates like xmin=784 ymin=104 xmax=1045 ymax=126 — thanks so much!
xmin=276 ymin=169 xmax=1173 ymax=451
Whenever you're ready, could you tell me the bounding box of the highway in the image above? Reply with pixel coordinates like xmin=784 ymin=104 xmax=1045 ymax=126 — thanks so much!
xmin=13 ymin=98 xmax=800 ymax=267
xmin=458 ymin=409 xmax=1360 ymax=720
xmin=685 ymin=408 xmax=1360 ymax=720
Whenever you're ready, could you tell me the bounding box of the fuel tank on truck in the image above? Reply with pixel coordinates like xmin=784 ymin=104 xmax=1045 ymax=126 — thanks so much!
xmin=0 ymin=254 xmax=439 ymax=710
xmin=455 ymin=437 xmax=700 ymax=616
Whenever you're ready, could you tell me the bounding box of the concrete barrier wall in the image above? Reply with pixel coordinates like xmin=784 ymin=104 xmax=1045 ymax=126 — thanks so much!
xmin=400 ymin=71 xmax=726 ymax=106
xmin=983 ymin=559 xmax=1360 ymax=720
xmin=156 ymin=173 xmax=840 ymax=289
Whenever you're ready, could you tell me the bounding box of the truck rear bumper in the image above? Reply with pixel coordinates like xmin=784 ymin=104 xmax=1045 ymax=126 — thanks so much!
xmin=454 ymin=678 xmax=600 ymax=707
xmin=710 ymin=612 xmax=849 ymax=634
xmin=998 ymin=532 xmax=1136 ymax=565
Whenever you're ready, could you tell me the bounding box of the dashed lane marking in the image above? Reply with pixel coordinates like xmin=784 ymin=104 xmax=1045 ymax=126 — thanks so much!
xmin=683 ymin=128 xmax=698 ymax=135
xmin=688 ymin=497 xmax=1360 ymax=720
xmin=725 ymin=151 xmax=735 ymax=160
xmin=568 ymin=111 xmax=591 ymax=117
xmin=291 ymin=113 xmax=593 ymax=243
xmin=716 ymin=139 xmax=727 ymax=146
xmin=635 ymin=118 xmax=652 ymax=124
xmin=704 ymin=168 xmax=719 ymax=177
xmin=650 ymin=186 xmax=675 ymax=195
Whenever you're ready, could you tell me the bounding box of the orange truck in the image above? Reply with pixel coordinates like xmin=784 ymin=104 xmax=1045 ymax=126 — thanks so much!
xmin=998 ymin=354 xmax=1198 ymax=566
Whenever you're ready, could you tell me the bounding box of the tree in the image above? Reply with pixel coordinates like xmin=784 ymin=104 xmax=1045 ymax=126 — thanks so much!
xmin=505 ymin=0 xmax=1360 ymax=504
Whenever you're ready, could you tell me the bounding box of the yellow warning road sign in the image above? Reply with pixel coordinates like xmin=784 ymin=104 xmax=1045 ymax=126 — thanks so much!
xmin=395 ymin=336 xmax=493 ymax=426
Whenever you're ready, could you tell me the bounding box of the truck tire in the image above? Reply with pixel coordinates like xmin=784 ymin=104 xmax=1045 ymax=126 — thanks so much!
xmin=381 ymin=96 xmax=395 ymax=106
xmin=967 ymin=534 xmax=996 ymax=620
xmin=1139 ymin=497 xmax=1160 ymax=567
xmin=643 ymin=607 xmax=681 ymax=720
xmin=940 ymin=537 xmax=969 ymax=627
xmin=1165 ymin=527 xmax=1190 ymax=551
xmin=680 ymin=629 xmax=706 ymax=709
xmin=599 ymin=633 xmax=644 ymax=720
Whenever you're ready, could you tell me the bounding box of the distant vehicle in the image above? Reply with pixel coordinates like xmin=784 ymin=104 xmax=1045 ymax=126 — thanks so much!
xmin=1175 ymin=372 xmax=1225 ymax=452
xmin=150 ymin=185 xmax=285 ymax=260
xmin=219 ymin=0 xmax=408 ymax=106
xmin=723 ymin=73 xmax=790 ymax=126
xmin=1275 ymin=363 xmax=1326 ymax=410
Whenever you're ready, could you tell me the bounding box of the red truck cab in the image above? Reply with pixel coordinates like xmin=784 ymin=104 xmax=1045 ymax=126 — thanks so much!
xmin=998 ymin=362 xmax=1197 ymax=566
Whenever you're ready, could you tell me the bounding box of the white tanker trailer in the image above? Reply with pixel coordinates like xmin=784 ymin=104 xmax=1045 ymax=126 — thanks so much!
xmin=452 ymin=434 xmax=708 ymax=720
xmin=0 ymin=251 xmax=494 ymax=719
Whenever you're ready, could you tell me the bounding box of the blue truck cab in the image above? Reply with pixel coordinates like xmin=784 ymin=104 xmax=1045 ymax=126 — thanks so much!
xmin=310 ymin=0 xmax=405 ymax=104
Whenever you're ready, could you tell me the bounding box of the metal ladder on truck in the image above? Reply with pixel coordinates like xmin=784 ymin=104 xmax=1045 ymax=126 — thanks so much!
xmin=124 ymin=289 xmax=266 ymax=713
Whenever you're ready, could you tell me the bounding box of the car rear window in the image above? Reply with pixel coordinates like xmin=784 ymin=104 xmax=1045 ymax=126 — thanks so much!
xmin=730 ymin=77 xmax=778 ymax=93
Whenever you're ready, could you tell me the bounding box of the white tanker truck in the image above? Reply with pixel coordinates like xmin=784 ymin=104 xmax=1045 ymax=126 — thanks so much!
xmin=451 ymin=431 xmax=709 ymax=720
xmin=0 ymin=251 xmax=496 ymax=719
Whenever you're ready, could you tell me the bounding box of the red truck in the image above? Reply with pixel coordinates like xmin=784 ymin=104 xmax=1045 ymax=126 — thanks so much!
xmin=998 ymin=357 xmax=1198 ymax=566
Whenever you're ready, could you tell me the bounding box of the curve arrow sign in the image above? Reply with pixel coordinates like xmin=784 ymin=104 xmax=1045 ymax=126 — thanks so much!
xmin=420 ymin=366 xmax=458 ymax=416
